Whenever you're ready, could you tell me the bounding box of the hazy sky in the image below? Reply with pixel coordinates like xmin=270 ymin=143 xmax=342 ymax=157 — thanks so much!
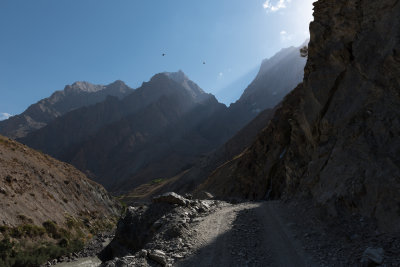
xmin=0 ymin=0 xmax=314 ymax=117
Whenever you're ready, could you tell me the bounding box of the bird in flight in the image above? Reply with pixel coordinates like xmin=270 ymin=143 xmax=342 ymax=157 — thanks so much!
xmin=162 ymin=53 xmax=166 ymax=56
xmin=203 ymin=61 xmax=206 ymax=64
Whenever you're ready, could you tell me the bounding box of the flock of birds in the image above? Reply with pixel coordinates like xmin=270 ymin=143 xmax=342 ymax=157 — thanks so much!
xmin=162 ymin=53 xmax=205 ymax=64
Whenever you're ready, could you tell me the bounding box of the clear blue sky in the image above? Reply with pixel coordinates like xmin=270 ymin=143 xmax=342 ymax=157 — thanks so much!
xmin=0 ymin=0 xmax=314 ymax=118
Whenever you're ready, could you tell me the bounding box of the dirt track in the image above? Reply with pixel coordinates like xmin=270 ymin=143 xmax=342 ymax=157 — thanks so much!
xmin=177 ymin=201 xmax=317 ymax=267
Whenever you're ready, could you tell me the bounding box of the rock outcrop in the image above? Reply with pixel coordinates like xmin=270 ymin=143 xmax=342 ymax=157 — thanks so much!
xmin=100 ymin=193 xmax=219 ymax=266
xmin=200 ymin=0 xmax=400 ymax=233
xmin=152 ymin=192 xmax=189 ymax=206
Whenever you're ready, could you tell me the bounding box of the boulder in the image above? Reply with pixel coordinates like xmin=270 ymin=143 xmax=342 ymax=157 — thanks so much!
xmin=138 ymin=249 xmax=148 ymax=258
xmin=361 ymin=247 xmax=384 ymax=266
xmin=0 ymin=187 xmax=6 ymax=194
xmin=196 ymin=191 xmax=214 ymax=200
xmin=99 ymin=203 xmax=173 ymax=261
xmin=152 ymin=192 xmax=188 ymax=206
xmin=148 ymin=250 xmax=168 ymax=266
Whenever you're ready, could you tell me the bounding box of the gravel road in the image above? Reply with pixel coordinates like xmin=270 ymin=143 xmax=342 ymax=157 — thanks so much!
xmin=177 ymin=201 xmax=317 ymax=267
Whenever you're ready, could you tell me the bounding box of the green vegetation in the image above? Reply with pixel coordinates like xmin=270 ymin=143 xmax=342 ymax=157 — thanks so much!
xmin=0 ymin=215 xmax=116 ymax=267
xmin=0 ymin=237 xmax=84 ymax=267
xmin=9 ymin=224 xmax=46 ymax=238
xmin=151 ymin=178 xmax=164 ymax=184
xmin=89 ymin=219 xmax=114 ymax=235
xmin=42 ymin=221 xmax=60 ymax=239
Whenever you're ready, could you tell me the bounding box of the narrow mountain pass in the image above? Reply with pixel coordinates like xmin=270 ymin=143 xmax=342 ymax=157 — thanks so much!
xmin=177 ymin=201 xmax=317 ymax=267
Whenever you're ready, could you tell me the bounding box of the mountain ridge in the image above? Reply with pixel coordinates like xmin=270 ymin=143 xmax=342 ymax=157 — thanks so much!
xmin=17 ymin=45 xmax=306 ymax=195
xmin=0 ymin=80 xmax=132 ymax=139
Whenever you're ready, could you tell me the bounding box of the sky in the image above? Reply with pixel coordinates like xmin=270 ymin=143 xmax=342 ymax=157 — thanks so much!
xmin=0 ymin=0 xmax=314 ymax=118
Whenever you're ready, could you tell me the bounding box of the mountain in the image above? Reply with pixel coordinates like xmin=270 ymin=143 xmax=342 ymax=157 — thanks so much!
xmin=0 ymin=135 xmax=119 ymax=265
xmin=163 ymin=70 xmax=209 ymax=102
xmin=18 ymin=45 xmax=306 ymax=195
xmin=236 ymin=42 xmax=307 ymax=112
xmin=19 ymin=72 xmax=231 ymax=193
xmin=119 ymin=45 xmax=306 ymax=199
xmin=148 ymin=107 xmax=275 ymax=198
xmin=0 ymin=80 xmax=132 ymax=139
xmin=198 ymin=0 xmax=400 ymax=233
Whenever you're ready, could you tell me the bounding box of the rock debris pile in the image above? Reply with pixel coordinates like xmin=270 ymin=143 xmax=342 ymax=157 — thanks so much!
xmin=100 ymin=192 xmax=221 ymax=267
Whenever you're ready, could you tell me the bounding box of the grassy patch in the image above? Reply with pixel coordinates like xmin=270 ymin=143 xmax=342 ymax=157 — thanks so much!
xmin=151 ymin=178 xmax=164 ymax=184
xmin=0 ymin=237 xmax=84 ymax=267
xmin=0 ymin=214 xmax=117 ymax=267
xmin=10 ymin=224 xmax=46 ymax=238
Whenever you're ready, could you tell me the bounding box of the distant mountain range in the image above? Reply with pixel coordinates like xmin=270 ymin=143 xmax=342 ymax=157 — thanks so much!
xmin=1 ymin=44 xmax=306 ymax=194
xmin=0 ymin=80 xmax=132 ymax=139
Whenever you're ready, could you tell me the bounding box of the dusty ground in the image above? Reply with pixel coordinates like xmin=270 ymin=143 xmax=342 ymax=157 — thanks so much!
xmin=177 ymin=201 xmax=316 ymax=267
xmin=279 ymin=200 xmax=400 ymax=266
xmin=99 ymin=199 xmax=318 ymax=267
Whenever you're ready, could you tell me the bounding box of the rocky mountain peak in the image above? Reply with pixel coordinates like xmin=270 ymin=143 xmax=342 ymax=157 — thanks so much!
xmin=108 ymin=80 xmax=128 ymax=89
xmin=65 ymin=81 xmax=105 ymax=93
xmin=234 ymin=42 xmax=306 ymax=113
xmin=163 ymin=70 xmax=206 ymax=101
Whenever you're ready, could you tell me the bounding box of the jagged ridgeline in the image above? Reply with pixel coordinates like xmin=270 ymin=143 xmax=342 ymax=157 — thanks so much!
xmin=0 ymin=135 xmax=120 ymax=266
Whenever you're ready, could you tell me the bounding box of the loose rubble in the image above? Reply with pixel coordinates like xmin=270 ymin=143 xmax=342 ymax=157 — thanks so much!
xmin=99 ymin=192 xmax=222 ymax=266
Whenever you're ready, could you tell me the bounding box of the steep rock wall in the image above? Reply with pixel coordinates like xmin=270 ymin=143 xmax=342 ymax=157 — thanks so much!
xmin=200 ymin=0 xmax=400 ymax=232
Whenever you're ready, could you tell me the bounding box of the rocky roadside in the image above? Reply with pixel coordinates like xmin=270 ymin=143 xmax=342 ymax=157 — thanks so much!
xmin=42 ymin=192 xmax=400 ymax=267
xmin=277 ymin=199 xmax=400 ymax=266
xmin=99 ymin=192 xmax=227 ymax=267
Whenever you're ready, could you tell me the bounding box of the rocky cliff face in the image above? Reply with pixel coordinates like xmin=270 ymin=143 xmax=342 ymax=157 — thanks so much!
xmin=0 ymin=81 xmax=132 ymax=139
xmin=200 ymin=0 xmax=400 ymax=233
